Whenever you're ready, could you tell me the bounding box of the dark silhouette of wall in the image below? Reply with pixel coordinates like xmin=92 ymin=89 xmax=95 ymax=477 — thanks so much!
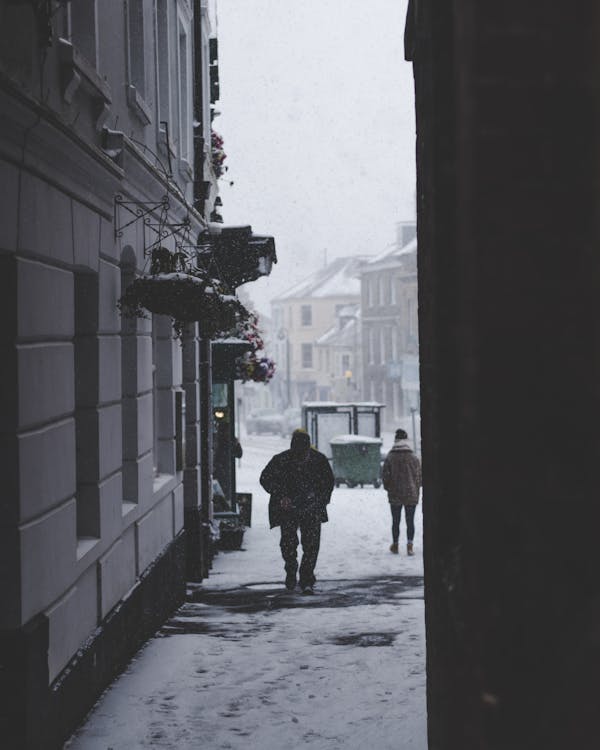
xmin=408 ymin=3 xmax=600 ymax=748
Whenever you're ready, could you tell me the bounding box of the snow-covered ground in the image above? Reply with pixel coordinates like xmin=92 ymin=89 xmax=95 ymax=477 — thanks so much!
xmin=65 ymin=432 xmax=427 ymax=750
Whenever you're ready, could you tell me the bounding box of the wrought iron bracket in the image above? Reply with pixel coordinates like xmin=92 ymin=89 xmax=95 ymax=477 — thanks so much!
xmin=114 ymin=193 xmax=194 ymax=260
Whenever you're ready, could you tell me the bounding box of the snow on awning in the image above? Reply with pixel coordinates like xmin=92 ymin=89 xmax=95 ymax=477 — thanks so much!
xmin=196 ymin=225 xmax=277 ymax=289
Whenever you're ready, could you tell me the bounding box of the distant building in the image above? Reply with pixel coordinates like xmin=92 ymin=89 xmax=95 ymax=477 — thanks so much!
xmin=360 ymin=224 xmax=419 ymax=428
xmin=271 ymin=257 xmax=368 ymax=406
xmin=314 ymin=305 xmax=362 ymax=402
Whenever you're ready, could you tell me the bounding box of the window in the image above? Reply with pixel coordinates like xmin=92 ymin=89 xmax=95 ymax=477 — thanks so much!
xmin=128 ymin=0 xmax=145 ymax=96
xmin=380 ymin=328 xmax=386 ymax=365
xmin=378 ymin=276 xmax=386 ymax=306
xmin=301 ymin=304 xmax=312 ymax=326
xmin=367 ymin=278 xmax=374 ymax=308
xmin=368 ymin=327 xmax=374 ymax=364
xmin=301 ymin=343 xmax=313 ymax=369
xmin=177 ymin=19 xmax=192 ymax=161
xmin=392 ymin=326 xmax=399 ymax=362
xmin=155 ymin=0 xmax=172 ymax=127
xmin=341 ymin=354 xmax=350 ymax=375
xmin=390 ymin=276 xmax=397 ymax=305
xmin=69 ymin=0 xmax=98 ymax=67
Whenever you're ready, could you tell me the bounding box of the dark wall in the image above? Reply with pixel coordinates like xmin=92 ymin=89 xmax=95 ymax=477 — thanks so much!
xmin=410 ymin=3 xmax=600 ymax=748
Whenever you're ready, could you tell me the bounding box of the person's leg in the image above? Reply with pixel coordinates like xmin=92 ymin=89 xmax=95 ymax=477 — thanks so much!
xmin=280 ymin=519 xmax=300 ymax=588
xmin=405 ymin=504 xmax=416 ymax=555
xmin=298 ymin=517 xmax=321 ymax=589
xmin=405 ymin=505 xmax=416 ymax=542
xmin=390 ymin=504 xmax=402 ymax=551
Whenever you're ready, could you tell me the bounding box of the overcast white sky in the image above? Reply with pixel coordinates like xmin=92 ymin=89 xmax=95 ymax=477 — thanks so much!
xmin=214 ymin=0 xmax=415 ymax=314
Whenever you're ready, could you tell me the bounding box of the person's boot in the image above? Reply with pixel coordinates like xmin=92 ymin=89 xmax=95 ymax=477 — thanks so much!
xmin=407 ymin=542 xmax=414 ymax=556
xmin=389 ymin=543 xmax=398 ymax=554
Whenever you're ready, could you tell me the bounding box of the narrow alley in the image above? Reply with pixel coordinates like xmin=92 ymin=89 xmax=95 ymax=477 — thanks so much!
xmin=65 ymin=433 xmax=427 ymax=750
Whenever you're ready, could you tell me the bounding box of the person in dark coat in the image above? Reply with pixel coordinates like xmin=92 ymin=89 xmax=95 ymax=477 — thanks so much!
xmin=260 ymin=429 xmax=334 ymax=593
xmin=382 ymin=428 xmax=422 ymax=555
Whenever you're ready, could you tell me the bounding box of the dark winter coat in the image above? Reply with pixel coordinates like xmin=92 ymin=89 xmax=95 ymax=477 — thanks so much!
xmin=382 ymin=440 xmax=422 ymax=505
xmin=260 ymin=448 xmax=335 ymax=528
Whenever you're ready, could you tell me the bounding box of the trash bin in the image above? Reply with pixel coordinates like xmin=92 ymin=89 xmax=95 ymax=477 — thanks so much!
xmin=330 ymin=435 xmax=383 ymax=488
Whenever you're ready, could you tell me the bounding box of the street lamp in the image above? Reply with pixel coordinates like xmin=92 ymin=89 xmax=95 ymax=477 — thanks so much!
xmin=277 ymin=327 xmax=291 ymax=409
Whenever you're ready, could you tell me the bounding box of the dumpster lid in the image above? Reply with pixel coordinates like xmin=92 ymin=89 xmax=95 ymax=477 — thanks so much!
xmin=330 ymin=434 xmax=383 ymax=445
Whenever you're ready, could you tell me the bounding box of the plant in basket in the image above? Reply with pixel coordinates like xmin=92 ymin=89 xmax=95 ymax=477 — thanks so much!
xmin=227 ymin=313 xmax=276 ymax=383
xmin=118 ymin=246 xmax=249 ymax=338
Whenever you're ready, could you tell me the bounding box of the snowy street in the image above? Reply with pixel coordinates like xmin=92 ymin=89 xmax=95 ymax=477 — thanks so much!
xmin=66 ymin=433 xmax=427 ymax=750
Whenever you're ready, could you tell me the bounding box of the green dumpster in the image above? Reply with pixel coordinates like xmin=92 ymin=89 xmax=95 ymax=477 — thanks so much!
xmin=330 ymin=434 xmax=383 ymax=488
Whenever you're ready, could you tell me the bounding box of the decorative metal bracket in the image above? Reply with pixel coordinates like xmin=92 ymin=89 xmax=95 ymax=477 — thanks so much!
xmin=114 ymin=194 xmax=170 ymax=239
xmin=114 ymin=193 xmax=194 ymax=260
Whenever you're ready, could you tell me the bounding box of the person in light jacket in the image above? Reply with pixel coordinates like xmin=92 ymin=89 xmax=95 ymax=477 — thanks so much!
xmin=260 ymin=429 xmax=334 ymax=593
xmin=382 ymin=428 xmax=422 ymax=555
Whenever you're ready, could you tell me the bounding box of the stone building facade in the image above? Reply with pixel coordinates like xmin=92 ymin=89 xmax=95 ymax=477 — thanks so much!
xmin=360 ymin=224 xmax=418 ymax=429
xmin=0 ymin=2 xmax=243 ymax=747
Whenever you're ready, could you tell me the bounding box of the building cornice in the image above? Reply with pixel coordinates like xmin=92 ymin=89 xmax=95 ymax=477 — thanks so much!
xmin=0 ymin=72 xmax=123 ymax=219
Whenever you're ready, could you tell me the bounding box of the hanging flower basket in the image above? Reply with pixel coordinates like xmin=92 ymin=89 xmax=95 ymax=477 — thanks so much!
xmin=118 ymin=251 xmax=249 ymax=338
xmin=216 ymin=313 xmax=276 ymax=383
xmin=211 ymin=130 xmax=227 ymax=178
xmin=236 ymin=353 xmax=276 ymax=383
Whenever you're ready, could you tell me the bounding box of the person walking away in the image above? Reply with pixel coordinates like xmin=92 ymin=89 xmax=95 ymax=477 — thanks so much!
xmin=382 ymin=428 xmax=422 ymax=555
xmin=260 ymin=429 xmax=334 ymax=593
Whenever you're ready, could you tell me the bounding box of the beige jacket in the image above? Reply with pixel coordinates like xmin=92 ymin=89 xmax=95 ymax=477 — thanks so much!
xmin=382 ymin=440 xmax=422 ymax=505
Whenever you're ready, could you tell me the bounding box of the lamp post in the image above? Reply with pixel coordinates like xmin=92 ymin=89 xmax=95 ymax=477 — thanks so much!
xmin=277 ymin=327 xmax=291 ymax=409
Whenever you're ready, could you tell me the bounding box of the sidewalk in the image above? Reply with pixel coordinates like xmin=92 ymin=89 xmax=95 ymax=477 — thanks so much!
xmin=66 ymin=435 xmax=427 ymax=749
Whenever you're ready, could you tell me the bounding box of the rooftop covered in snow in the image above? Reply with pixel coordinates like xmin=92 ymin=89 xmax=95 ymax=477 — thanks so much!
xmin=272 ymin=256 xmax=371 ymax=301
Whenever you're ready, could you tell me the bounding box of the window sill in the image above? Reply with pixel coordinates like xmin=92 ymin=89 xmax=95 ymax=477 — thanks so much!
xmin=76 ymin=536 xmax=100 ymax=561
xmin=153 ymin=472 xmax=176 ymax=497
xmin=122 ymin=501 xmax=137 ymax=517
xmin=126 ymin=84 xmax=152 ymax=125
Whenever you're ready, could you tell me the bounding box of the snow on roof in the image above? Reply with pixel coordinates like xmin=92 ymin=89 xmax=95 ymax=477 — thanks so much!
xmin=367 ymin=236 xmax=417 ymax=267
xmin=337 ymin=304 xmax=360 ymax=317
xmin=316 ymin=317 xmax=357 ymax=346
xmin=273 ymin=256 xmax=370 ymax=301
